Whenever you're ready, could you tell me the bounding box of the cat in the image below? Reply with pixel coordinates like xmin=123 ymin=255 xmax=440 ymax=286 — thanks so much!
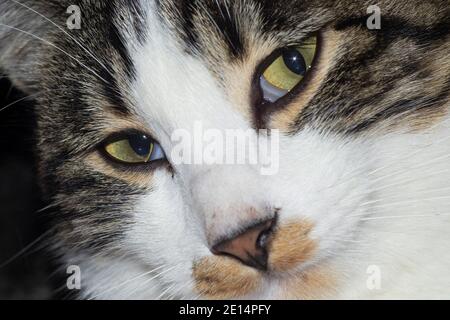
xmin=0 ymin=0 xmax=449 ymax=299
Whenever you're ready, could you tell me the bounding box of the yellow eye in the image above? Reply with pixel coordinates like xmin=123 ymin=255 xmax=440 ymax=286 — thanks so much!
xmin=104 ymin=133 xmax=163 ymax=164
xmin=260 ymin=36 xmax=317 ymax=102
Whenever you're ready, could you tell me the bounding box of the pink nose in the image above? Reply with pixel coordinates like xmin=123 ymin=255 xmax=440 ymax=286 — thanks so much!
xmin=211 ymin=217 xmax=277 ymax=271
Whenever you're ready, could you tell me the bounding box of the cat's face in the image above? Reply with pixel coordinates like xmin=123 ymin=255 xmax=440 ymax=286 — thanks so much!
xmin=2 ymin=0 xmax=449 ymax=299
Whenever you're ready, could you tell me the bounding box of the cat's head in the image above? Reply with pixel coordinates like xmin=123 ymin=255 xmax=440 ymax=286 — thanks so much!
xmin=1 ymin=0 xmax=449 ymax=299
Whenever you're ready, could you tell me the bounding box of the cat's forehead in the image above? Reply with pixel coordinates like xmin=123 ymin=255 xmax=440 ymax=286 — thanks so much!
xmin=110 ymin=0 xmax=331 ymax=123
xmin=155 ymin=0 xmax=331 ymax=58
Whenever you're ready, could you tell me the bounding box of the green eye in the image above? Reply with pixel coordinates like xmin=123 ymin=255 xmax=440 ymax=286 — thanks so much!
xmin=260 ymin=36 xmax=317 ymax=102
xmin=104 ymin=133 xmax=165 ymax=164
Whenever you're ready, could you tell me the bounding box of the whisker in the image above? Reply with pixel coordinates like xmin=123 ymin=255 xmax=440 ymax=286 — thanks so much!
xmin=360 ymin=213 xmax=450 ymax=222
xmin=167 ymin=279 xmax=194 ymax=300
xmin=367 ymin=116 xmax=450 ymax=177
xmin=88 ymin=264 xmax=177 ymax=300
xmin=0 ymin=91 xmax=41 ymax=112
xmin=342 ymin=168 xmax=450 ymax=207
xmin=356 ymin=195 xmax=450 ymax=212
xmin=0 ymin=23 xmax=109 ymax=84
xmin=0 ymin=228 xmax=55 ymax=269
xmin=9 ymin=0 xmax=114 ymax=79
xmin=155 ymin=282 xmax=178 ymax=300
xmin=87 ymin=265 xmax=165 ymax=300
xmin=35 ymin=199 xmax=66 ymax=214
xmin=353 ymin=186 xmax=450 ymax=208
xmin=369 ymin=153 xmax=450 ymax=186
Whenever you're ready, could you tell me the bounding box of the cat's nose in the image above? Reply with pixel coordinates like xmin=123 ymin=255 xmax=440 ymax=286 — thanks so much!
xmin=211 ymin=217 xmax=277 ymax=271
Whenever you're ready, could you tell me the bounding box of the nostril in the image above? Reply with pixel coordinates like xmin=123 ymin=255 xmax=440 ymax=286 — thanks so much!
xmin=211 ymin=217 xmax=277 ymax=271
xmin=257 ymin=229 xmax=271 ymax=249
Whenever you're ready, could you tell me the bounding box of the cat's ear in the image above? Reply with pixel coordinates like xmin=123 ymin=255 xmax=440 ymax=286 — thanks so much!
xmin=0 ymin=1 xmax=59 ymax=94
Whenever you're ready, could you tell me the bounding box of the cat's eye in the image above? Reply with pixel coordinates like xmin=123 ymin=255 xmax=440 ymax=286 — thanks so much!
xmin=260 ymin=36 xmax=317 ymax=103
xmin=104 ymin=132 xmax=165 ymax=164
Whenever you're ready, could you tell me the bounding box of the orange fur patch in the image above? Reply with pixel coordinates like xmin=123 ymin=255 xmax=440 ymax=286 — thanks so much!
xmin=193 ymin=219 xmax=319 ymax=299
xmin=268 ymin=220 xmax=316 ymax=273
xmin=193 ymin=255 xmax=261 ymax=299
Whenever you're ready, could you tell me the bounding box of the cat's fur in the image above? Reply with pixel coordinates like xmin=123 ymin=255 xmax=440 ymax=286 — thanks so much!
xmin=0 ymin=0 xmax=449 ymax=299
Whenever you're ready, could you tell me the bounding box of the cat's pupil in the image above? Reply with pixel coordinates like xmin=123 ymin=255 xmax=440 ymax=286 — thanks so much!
xmin=283 ymin=49 xmax=307 ymax=76
xmin=129 ymin=134 xmax=152 ymax=156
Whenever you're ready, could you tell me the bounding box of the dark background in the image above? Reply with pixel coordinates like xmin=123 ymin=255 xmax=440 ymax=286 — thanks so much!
xmin=0 ymin=75 xmax=55 ymax=299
